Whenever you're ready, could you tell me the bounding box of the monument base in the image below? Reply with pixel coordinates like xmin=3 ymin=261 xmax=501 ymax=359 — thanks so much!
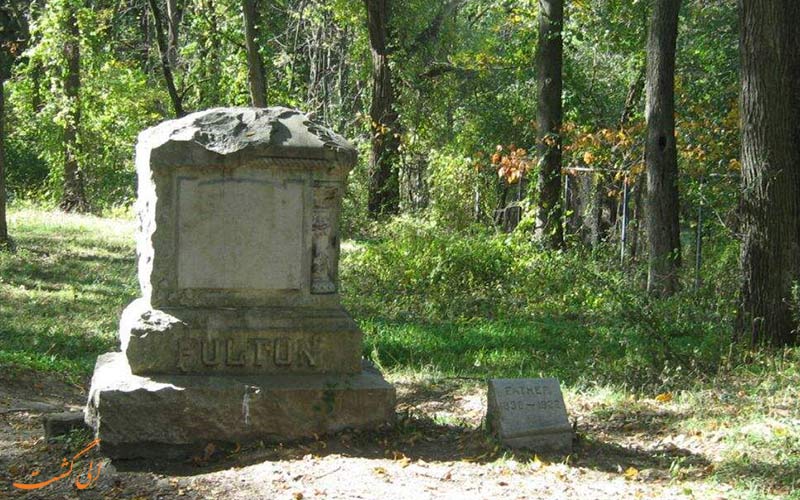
xmin=85 ymin=352 xmax=395 ymax=459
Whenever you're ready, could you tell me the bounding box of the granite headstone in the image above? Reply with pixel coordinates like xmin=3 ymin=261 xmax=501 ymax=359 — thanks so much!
xmin=84 ymin=107 xmax=396 ymax=458
xmin=487 ymin=377 xmax=572 ymax=453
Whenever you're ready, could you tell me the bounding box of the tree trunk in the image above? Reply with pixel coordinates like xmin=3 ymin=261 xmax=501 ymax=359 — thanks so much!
xmin=621 ymin=64 xmax=646 ymax=260
xmin=737 ymin=0 xmax=800 ymax=346
xmin=60 ymin=8 xmax=88 ymax=213
xmin=242 ymin=0 xmax=267 ymax=107
xmin=364 ymin=0 xmax=400 ymax=218
xmin=535 ymin=0 xmax=564 ymax=248
xmin=0 ymin=78 xmax=9 ymax=248
xmin=166 ymin=0 xmax=181 ymax=68
xmin=620 ymin=63 xmax=646 ymax=127
xmin=644 ymin=0 xmax=681 ymax=296
xmin=140 ymin=1 xmax=151 ymax=70
xmin=148 ymin=0 xmax=185 ymax=117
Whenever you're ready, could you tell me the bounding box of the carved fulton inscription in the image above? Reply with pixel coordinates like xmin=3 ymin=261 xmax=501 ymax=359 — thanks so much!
xmin=178 ymin=335 xmax=320 ymax=372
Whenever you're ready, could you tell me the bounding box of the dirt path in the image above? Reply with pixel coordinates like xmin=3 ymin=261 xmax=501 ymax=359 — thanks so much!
xmin=1 ymin=369 xmax=734 ymax=499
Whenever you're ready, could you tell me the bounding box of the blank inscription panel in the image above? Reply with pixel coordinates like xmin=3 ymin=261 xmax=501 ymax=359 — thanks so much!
xmin=176 ymin=168 xmax=304 ymax=291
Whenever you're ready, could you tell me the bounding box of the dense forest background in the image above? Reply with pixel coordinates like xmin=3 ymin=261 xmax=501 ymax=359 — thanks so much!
xmin=2 ymin=0 xmax=739 ymax=215
xmin=0 ymin=0 xmax=798 ymax=358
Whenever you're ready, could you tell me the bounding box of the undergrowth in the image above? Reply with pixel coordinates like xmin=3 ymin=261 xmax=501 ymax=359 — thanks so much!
xmin=342 ymin=216 xmax=740 ymax=391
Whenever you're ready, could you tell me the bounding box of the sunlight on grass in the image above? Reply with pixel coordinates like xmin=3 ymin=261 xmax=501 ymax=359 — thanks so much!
xmin=0 ymin=208 xmax=137 ymax=381
xmin=2 ymin=208 xmax=799 ymax=499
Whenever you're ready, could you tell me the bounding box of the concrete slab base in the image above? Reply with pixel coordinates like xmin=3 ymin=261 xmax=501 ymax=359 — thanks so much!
xmin=85 ymin=352 xmax=395 ymax=459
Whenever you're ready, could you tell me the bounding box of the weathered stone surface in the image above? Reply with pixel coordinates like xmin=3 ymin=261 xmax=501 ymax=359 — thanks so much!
xmin=86 ymin=107 xmax=394 ymax=456
xmin=176 ymin=167 xmax=305 ymax=291
xmin=86 ymin=353 xmax=395 ymax=459
xmin=43 ymin=411 xmax=91 ymax=440
xmin=120 ymin=299 xmax=363 ymax=375
xmin=487 ymin=378 xmax=573 ymax=453
xmin=135 ymin=107 xmax=355 ymax=309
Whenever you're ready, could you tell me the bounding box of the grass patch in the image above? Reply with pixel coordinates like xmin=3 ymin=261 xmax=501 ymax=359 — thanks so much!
xmin=344 ymin=216 xmax=736 ymax=390
xmin=360 ymin=317 xmax=628 ymax=385
xmin=0 ymin=208 xmax=138 ymax=380
xmin=1 ymin=208 xmax=798 ymax=499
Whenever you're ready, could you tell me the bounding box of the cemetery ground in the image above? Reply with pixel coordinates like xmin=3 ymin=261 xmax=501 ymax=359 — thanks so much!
xmin=1 ymin=208 xmax=799 ymax=499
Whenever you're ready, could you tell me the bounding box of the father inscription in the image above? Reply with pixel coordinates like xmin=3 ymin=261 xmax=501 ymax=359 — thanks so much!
xmin=487 ymin=378 xmax=572 ymax=453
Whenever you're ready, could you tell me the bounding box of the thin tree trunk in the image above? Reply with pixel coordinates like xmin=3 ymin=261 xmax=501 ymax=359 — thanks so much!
xmin=199 ymin=0 xmax=221 ymax=106
xmin=243 ymin=0 xmax=267 ymax=107
xmin=621 ymin=64 xmax=646 ymax=260
xmin=166 ymin=0 xmax=181 ymax=68
xmin=60 ymin=8 xmax=88 ymax=213
xmin=148 ymin=0 xmax=185 ymax=117
xmin=30 ymin=60 xmax=43 ymax=112
xmin=645 ymin=0 xmax=681 ymax=295
xmin=365 ymin=0 xmax=400 ymax=217
xmin=737 ymin=0 xmax=800 ymax=346
xmin=337 ymin=26 xmax=350 ymax=132
xmin=620 ymin=64 xmax=646 ymax=127
xmin=140 ymin=1 xmax=151 ymax=70
xmin=535 ymin=0 xmax=564 ymax=248
xmin=0 ymin=78 xmax=9 ymax=248
xmin=629 ymin=177 xmax=646 ymax=261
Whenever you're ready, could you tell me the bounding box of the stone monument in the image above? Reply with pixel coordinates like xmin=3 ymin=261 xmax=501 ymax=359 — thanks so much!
xmin=486 ymin=378 xmax=572 ymax=453
xmin=85 ymin=107 xmax=395 ymax=458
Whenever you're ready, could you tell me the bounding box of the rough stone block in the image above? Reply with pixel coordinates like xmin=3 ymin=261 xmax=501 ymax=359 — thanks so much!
xmin=134 ymin=107 xmax=356 ymax=309
xmin=119 ymin=299 xmax=363 ymax=375
xmin=86 ymin=353 xmax=395 ymax=459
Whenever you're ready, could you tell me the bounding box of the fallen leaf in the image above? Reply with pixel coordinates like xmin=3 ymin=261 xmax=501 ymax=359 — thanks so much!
xmin=530 ymin=455 xmax=547 ymax=471
xmin=624 ymin=466 xmax=639 ymax=480
xmin=655 ymin=392 xmax=673 ymax=403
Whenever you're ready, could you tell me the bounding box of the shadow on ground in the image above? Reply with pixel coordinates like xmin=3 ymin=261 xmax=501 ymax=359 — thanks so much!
xmin=112 ymin=376 xmax=710 ymax=482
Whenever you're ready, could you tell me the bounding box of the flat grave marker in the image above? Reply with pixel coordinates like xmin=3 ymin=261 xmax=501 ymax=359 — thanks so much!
xmin=487 ymin=377 xmax=573 ymax=453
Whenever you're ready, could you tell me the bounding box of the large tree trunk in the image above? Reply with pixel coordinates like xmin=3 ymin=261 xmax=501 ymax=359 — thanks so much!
xmin=148 ymin=0 xmax=185 ymax=117
xmin=737 ymin=0 xmax=800 ymax=346
xmin=535 ymin=0 xmax=564 ymax=248
xmin=365 ymin=0 xmax=400 ymax=218
xmin=0 ymin=78 xmax=9 ymax=247
xmin=644 ymin=0 xmax=681 ymax=295
xmin=60 ymin=8 xmax=88 ymax=213
xmin=242 ymin=0 xmax=267 ymax=107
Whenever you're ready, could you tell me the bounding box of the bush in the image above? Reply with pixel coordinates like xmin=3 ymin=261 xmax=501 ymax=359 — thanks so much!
xmin=341 ymin=216 xmax=738 ymax=389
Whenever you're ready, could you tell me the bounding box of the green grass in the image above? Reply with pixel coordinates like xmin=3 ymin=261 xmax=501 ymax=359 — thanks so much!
xmin=360 ymin=317 xmax=626 ymax=385
xmin=1 ymin=207 xmax=799 ymax=498
xmin=343 ymin=216 xmax=737 ymax=391
xmin=0 ymin=208 xmax=138 ymax=380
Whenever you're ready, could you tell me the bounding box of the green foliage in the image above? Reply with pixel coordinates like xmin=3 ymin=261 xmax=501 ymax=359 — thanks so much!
xmin=425 ymin=151 xmax=500 ymax=229
xmin=7 ymin=0 xmax=163 ymax=208
xmin=342 ymin=216 xmax=737 ymax=389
